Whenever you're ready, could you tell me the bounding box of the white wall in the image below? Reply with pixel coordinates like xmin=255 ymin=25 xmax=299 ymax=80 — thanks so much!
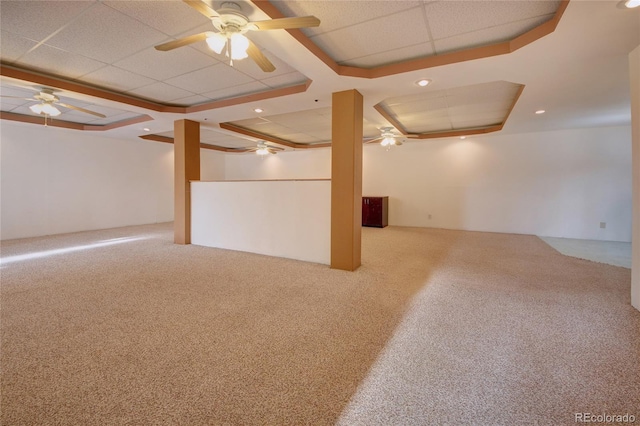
xmin=0 ymin=121 xmax=174 ymax=240
xmin=225 ymin=126 xmax=632 ymax=242
xmin=629 ymin=45 xmax=639 ymax=311
xmin=201 ymin=149 xmax=225 ymax=181
xmin=191 ymin=180 xmax=331 ymax=264
xmin=225 ymin=148 xmax=331 ymax=180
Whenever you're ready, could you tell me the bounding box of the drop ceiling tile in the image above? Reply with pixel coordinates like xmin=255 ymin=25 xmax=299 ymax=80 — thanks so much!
xmin=310 ymin=9 xmax=430 ymax=63
xmin=166 ymin=63 xmax=255 ymax=94
xmin=171 ymin=95 xmax=214 ymax=106
xmin=285 ymin=133 xmax=325 ymax=143
xmin=343 ymin=42 xmax=434 ymax=68
xmin=0 ymin=99 xmax=27 ymax=111
xmin=44 ymin=3 xmax=169 ymax=64
xmin=451 ymin=118 xmax=503 ymax=129
xmin=0 ymin=85 xmax=36 ymax=98
xmin=103 ymin=0 xmax=210 ymax=36
xmin=230 ymin=50 xmax=299 ymax=80
xmin=80 ymin=66 xmax=156 ymax=92
xmin=201 ymin=80 xmax=269 ymax=100
xmin=260 ymin=72 xmax=308 ymax=89
xmin=114 ymin=47 xmax=215 ymax=81
xmin=0 ymin=1 xmax=94 ymax=41
xmin=434 ymin=14 xmax=555 ymax=55
xmin=410 ymin=118 xmax=453 ymax=133
xmin=391 ymin=97 xmax=449 ymax=116
xmin=88 ymin=111 xmax=146 ymax=126
xmin=236 ymin=117 xmax=272 ymax=126
xmin=15 ymin=44 xmax=106 ymax=79
xmin=426 ymin=1 xmax=560 ymax=40
xmin=272 ymin=1 xmax=422 ymax=36
xmin=0 ymin=30 xmax=38 ymax=63
xmin=127 ymin=82 xmax=195 ymax=103
xmin=72 ymin=103 xmax=137 ymax=118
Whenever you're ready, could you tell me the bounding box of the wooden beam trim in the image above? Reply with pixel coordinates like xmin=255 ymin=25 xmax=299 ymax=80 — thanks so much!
xmin=138 ymin=134 xmax=252 ymax=152
xmin=509 ymin=0 xmax=570 ymax=52
xmin=184 ymin=80 xmax=312 ymax=113
xmin=1 ymin=64 xmax=173 ymax=112
xmin=255 ymin=0 xmax=569 ymax=79
xmin=251 ymin=0 xmax=340 ymax=74
xmin=0 ymin=111 xmax=153 ymax=131
xmin=412 ymin=125 xmax=504 ymax=140
xmin=219 ymin=122 xmax=330 ymax=149
xmin=373 ymin=103 xmax=409 ymax=134
xmin=1 ymin=64 xmax=313 ymax=114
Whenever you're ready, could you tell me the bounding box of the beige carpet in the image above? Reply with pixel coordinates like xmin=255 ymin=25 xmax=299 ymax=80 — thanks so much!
xmin=1 ymin=223 xmax=638 ymax=425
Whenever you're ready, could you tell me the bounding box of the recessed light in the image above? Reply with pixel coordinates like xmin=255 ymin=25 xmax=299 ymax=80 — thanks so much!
xmin=460 ymin=136 xmax=466 ymax=139
xmin=625 ymin=0 xmax=640 ymax=8
xmin=535 ymin=110 xmax=546 ymax=115
xmin=254 ymin=108 xmax=263 ymax=113
xmin=416 ymin=79 xmax=431 ymax=87
xmin=143 ymin=127 xmax=151 ymax=131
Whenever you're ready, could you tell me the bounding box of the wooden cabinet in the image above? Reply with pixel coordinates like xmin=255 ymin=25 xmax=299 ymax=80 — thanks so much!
xmin=362 ymin=196 xmax=388 ymax=228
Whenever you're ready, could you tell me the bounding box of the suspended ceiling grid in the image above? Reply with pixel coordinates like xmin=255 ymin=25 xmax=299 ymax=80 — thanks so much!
xmin=0 ymin=0 xmax=637 ymax=146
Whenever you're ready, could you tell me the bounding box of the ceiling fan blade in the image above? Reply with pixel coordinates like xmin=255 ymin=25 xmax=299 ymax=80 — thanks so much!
xmin=247 ymin=40 xmax=275 ymax=73
xmin=395 ymin=140 xmax=404 ymax=146
xmin=364 ymin=137 xmax=383 ymax=144
xmin=251 ymin=16 xmax=320 ymax=30
xmin=0 ymin=96 xmax=37 ymax=100
xmin=182 ymin=0 xmax=220 ymax=19
xmin=57 ymin=103 xmax=106 ymax=118
xmin=155 ymin=32 xmax=211 ymax=51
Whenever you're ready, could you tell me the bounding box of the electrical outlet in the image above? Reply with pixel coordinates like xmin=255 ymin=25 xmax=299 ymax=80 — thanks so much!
xmin=600 ymin=222 xmax=606 ymax=229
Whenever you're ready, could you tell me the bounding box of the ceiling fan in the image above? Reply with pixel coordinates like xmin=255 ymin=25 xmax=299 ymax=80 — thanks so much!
xmin=0 ymin=88 xmax=106 ymax=121
xmin=364 ymin=127 xmax=416 ymax=148
xmin=246 ymin=141 xmax=283 ymax=155
xmin=154 ymin=0 xmax=320 ymax=72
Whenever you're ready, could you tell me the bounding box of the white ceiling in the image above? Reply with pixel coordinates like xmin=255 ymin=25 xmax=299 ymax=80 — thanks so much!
xmin=0 ymin=0 xmax=639 ymax=150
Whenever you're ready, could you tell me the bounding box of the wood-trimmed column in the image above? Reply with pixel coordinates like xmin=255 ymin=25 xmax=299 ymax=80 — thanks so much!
xmin=630 ymin=45 xmax=639 ymax=312
xmin=331 ymin=89 xmax=363 ymax=271
xmin=174 ymin=119 xmax=200 ymax=244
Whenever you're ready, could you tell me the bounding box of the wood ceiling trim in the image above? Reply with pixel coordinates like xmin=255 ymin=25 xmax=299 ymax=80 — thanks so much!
xmin=253 ymin=0 xmax=570 ymax=79
xmin=184 ymin=80 xmax=312 ymax=113
xmin=373 ymin=84 xmax=525 ymax=140
xmin=0 ymin=111 xmax=153 ymax=131
xmin=138 ymin=134 xmax=253 ymax=153
xmin=1 ymin=64 xmax=313 ymax=114
xmin=372 ymin=103 xmax=409 ymax=135
xmin=219 ymin=121 xmax=331 ymax=149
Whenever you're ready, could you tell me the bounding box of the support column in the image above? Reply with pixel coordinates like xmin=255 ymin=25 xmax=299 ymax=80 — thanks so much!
xmin=331 ymin=89 xmax=363 ymax=271
xmin=174 ymin=119 xmax=200 ymax=244
xmin=630 ymin=45 xmax=640 ymax=311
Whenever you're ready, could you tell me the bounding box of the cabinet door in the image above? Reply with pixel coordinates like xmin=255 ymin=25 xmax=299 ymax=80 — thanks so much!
xmin=362 ymin=198 xmax=372 ymax=226
xmin=362 ymin=197 xmax=383 ymax=227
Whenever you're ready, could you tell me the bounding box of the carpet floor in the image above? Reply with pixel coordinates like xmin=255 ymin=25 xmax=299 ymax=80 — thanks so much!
xmin=1 ymin=223 xmax=638 ymax=425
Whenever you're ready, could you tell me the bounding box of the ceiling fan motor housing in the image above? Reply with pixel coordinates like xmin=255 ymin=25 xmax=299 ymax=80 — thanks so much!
xmin=213 ymin=2 xmax=250 ymax=33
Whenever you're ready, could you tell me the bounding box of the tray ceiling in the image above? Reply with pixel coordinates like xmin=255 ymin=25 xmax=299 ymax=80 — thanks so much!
xmin=378 ymin=81 xmax=525 ymax=134
xmin=270 ymin=0 xmax=562 ymax=67
xmin=0 ymin=81 xmax=147 ymax=126
xmin=0 ymin=0 xmax=637 ymax=145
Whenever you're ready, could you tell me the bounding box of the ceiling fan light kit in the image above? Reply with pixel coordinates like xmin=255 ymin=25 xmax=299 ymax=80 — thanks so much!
xmin=154 ymin=0 xmax=320 ymax=72
xmin=249 ymin=141 xmax=282 ymax=155
xmin=29 ymin=103 xmax=61 ymax=117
